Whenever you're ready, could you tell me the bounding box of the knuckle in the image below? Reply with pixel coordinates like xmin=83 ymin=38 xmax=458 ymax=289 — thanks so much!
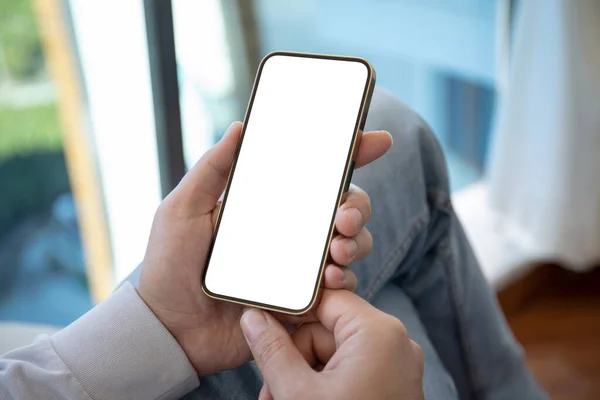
xmin=338 ymin=315 xmax=362 ymax=343
xmin=156 ymin=190 xmax=183 ymax=219
xmin=385 ymin=315 xmax=409 ymax=340
xmin=410 ymin=339 xmax=425 ymax=371
xmin=255 ymin=336 xmax=286 ymax=366
xmin=155 ymin=198 xmax=173 ymax=220
xmin=410 ymin=339 xmax=423 ymax=357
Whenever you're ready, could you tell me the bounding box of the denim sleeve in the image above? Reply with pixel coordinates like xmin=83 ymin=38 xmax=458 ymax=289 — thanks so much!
xmin=0 ymin=282 xmax=199 ymax=400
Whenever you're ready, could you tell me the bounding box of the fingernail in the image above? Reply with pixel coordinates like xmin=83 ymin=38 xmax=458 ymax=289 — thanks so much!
xmin=340 ymin=267 xmax=348 ymax=283
xmin=343 ymin=207 xmax=363 ymax=232
xmin=343 ymin=268 xmax=354 ymax=283
xmin=380 ymin=130 xmax=393 ymax=145
xmin=341 ymin=238 xmax=358 ymax=260
xmin=241 ymin=308 xmax=267 ymax=344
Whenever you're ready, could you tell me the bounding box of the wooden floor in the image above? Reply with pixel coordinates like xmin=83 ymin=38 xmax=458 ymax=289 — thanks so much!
xmin=500 ymin=265 xmax=600 ymax=400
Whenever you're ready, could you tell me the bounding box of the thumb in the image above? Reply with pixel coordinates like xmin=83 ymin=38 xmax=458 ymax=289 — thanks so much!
xmin=174 ymin=121 xmax=242 ymax=213
xmin=241 ymin=309 xmax=313 ymax=396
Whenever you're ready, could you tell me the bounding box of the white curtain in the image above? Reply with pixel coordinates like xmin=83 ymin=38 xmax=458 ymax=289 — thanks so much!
xmin=488 ymin=0 xmax=600 ymax=270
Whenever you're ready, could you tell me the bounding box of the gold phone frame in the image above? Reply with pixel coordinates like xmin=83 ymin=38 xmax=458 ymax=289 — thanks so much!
xmin=201 ymin=51 xmax=376 ymax=315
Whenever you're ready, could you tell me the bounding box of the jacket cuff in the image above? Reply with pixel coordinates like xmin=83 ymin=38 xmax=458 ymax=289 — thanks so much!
xmin=51 ymin=282 xmax=199 ymax=400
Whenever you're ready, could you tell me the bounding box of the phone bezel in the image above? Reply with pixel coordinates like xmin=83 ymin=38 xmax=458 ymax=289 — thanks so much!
xmin=201 ymin=51 xmax=376 ymax=315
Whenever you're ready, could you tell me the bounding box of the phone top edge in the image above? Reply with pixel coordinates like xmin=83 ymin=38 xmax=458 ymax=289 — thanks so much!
xmin=260 ymin=51 xmax=374 ymax=82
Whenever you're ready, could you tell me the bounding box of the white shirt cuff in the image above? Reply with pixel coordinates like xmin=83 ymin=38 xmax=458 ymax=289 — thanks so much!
xmin=51 ymin=282 xmax=199 ymax=400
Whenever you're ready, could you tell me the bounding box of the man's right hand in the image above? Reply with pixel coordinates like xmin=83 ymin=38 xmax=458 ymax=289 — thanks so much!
xmin=240 ymin=290 xmax=425 ymax=400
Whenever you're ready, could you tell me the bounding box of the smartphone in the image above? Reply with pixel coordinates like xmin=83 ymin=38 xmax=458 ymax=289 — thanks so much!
xmin=202 ymin=51 xmax=375 ymax=314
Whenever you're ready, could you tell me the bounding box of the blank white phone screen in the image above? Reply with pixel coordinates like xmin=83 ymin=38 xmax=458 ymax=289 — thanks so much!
xmin=204 ymin=54 xmax=370 ymax=312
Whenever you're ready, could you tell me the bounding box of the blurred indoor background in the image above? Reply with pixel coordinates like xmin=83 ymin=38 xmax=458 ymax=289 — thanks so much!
xmin=0 ymin=1 xmax=598 ymax=398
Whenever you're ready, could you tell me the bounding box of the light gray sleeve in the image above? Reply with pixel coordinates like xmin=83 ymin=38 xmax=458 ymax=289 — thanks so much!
xmin=0 ymin=282 xmax=199 ymax=400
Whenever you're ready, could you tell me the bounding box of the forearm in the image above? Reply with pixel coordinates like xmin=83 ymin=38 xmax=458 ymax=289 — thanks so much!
xmin=0 ymin=282 xmax=199 ymax=400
